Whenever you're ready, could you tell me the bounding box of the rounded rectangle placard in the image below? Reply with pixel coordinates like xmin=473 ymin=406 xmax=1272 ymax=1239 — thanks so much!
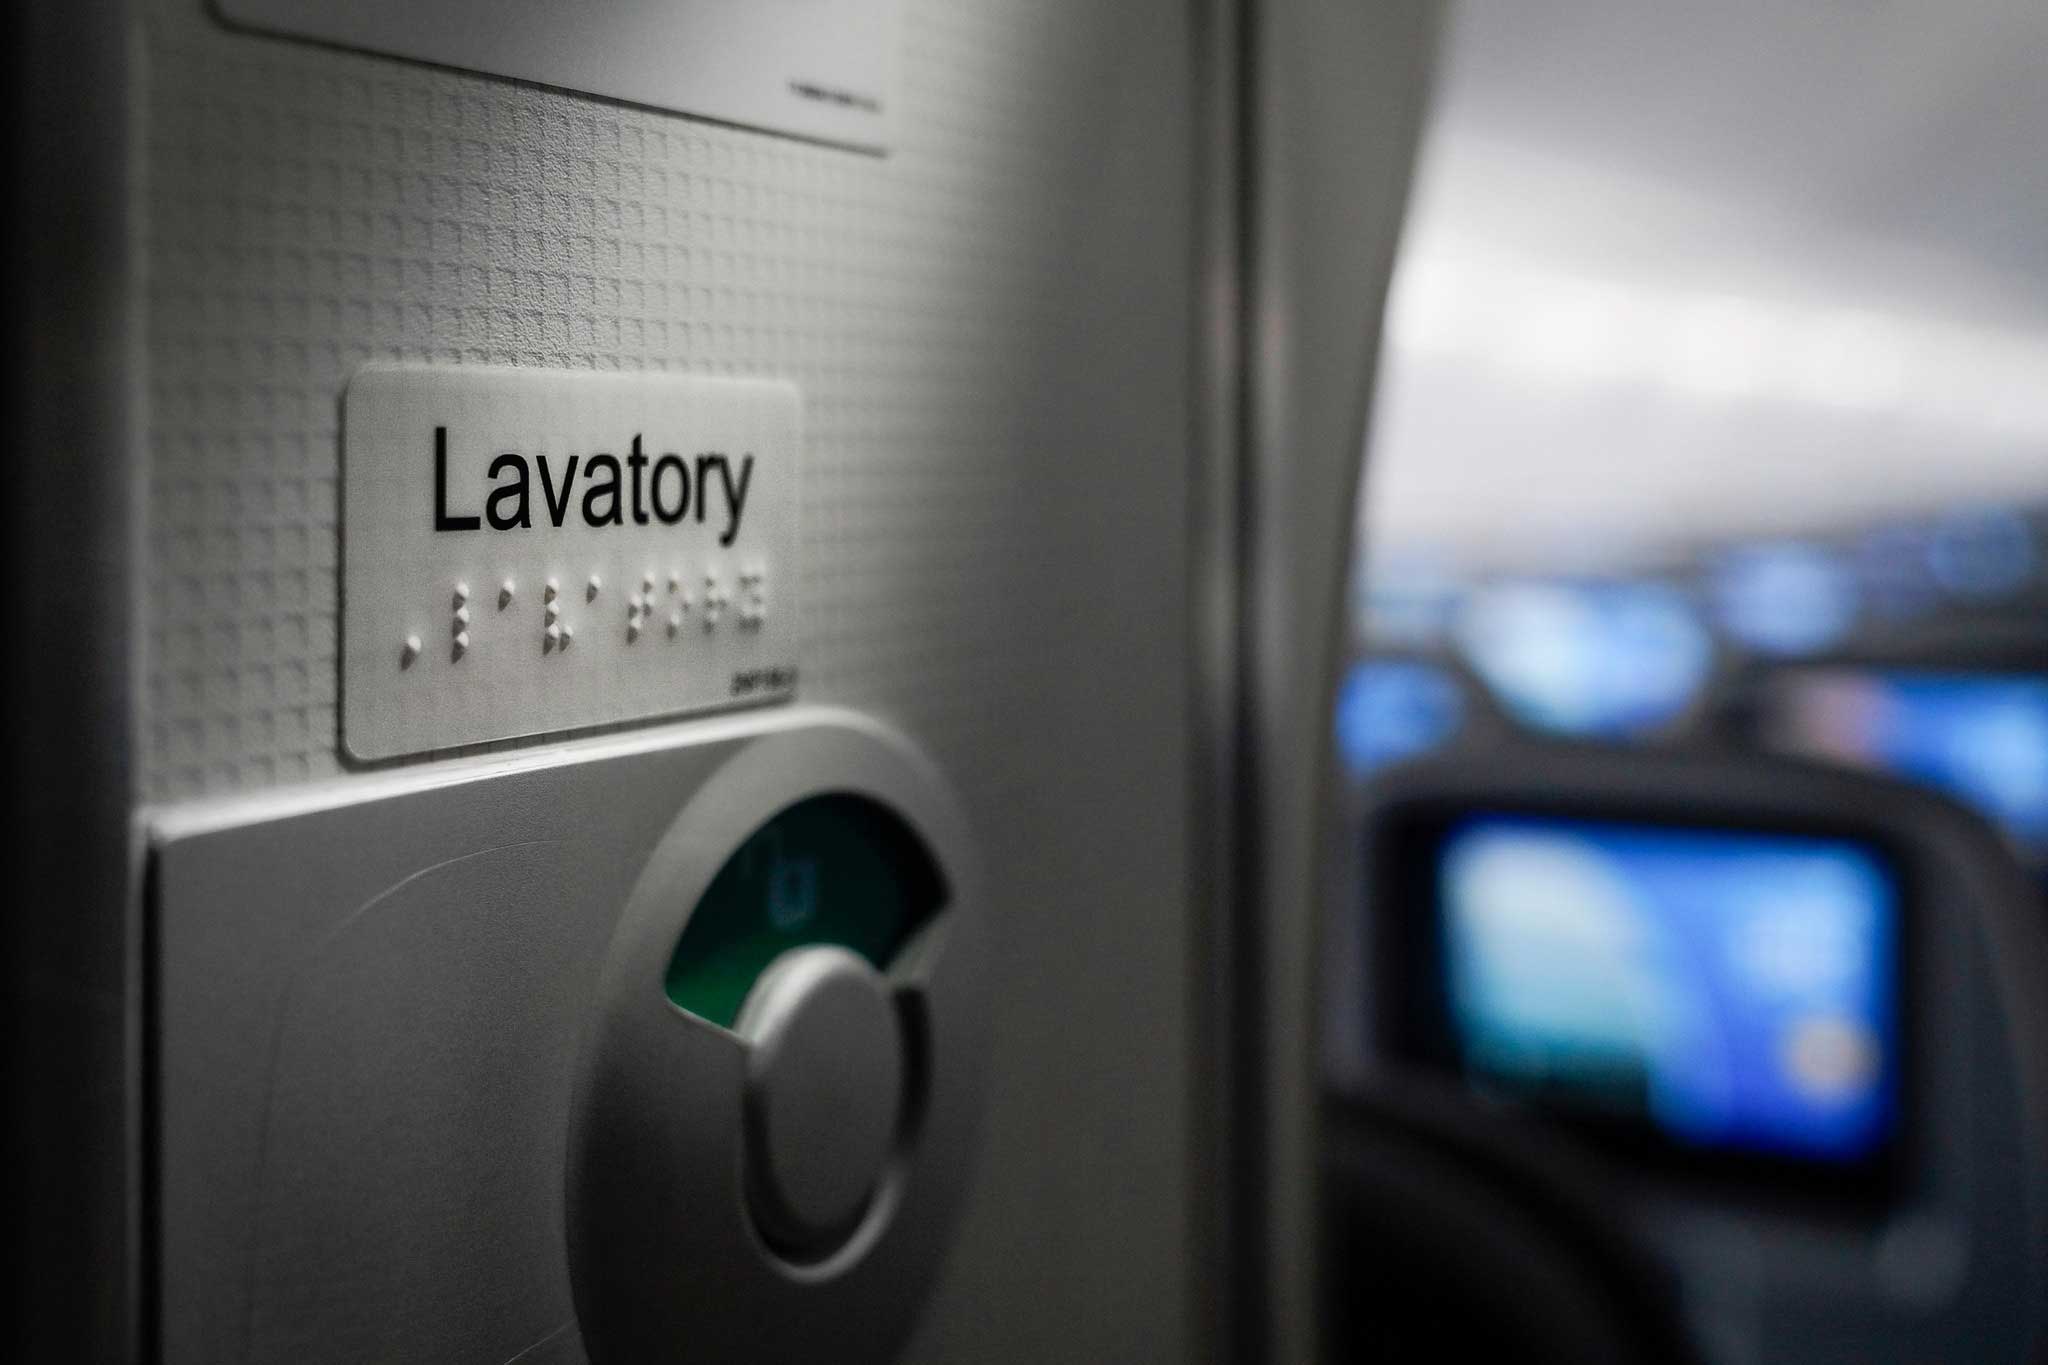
xmin=341 ymin=364 xmax=801 ymax=761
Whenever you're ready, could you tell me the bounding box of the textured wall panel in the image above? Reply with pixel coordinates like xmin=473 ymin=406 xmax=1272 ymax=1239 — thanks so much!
xmin=141 ymin=0 xmax=1195 ymax=1359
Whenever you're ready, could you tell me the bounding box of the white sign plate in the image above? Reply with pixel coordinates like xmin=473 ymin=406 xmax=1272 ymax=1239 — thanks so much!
xmin=341 ymin=365 xmax=800 ymax=761
xmin=216 ymin=0 xmax=900 ymax=154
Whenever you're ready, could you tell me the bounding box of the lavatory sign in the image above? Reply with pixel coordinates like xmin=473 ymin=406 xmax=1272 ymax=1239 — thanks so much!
xmin=341 ymin=365 xmax=801 ymax=761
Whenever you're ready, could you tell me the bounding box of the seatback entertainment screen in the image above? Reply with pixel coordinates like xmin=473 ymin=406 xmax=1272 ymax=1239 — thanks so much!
xmin=1759 ymin=668 xmax=2048 ymax=863
xmin=1426 ymin=816 xmax=1902 ymax=1170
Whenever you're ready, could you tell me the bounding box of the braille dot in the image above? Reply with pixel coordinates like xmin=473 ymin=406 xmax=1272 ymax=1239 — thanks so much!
xmin=627 ymin=620 xmax=642 ymax=642
xmin=401 ymin=635 xmax=422 ymax=667
xmin=587 ymin=573 xmax=603 ymax=600
xmin=453 ymin=605 xmax=471 ymax=628
xmin=545 ymin=622 xmax=562 ymax=646
xmin=499 ymin=578 xmax=516 ymax=609
xmin=545 ymin=599 xmax=561 ymax=622
xmin=641 ymin=572 xmax=655 ymax=594
xmin=628 ymin=592 xmax=645 ymax=614
xmin=453 ymin=630 xmax=470 ymax=656
xmin=453 ymin=581 xmax=470 ymax=606
xmin=668 ymin=572 xmax=682 ymax=593
xmin=561 ymin=625 xmax=575 ymax=647
xmin=668 ymin=611 xmax=683 ymax=635
xmin=545 ymin=577 xmax=560 ymax=602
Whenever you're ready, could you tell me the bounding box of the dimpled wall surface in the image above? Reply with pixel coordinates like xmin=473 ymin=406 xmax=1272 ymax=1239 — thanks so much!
xmin=140 ymin=0 xmax=1195 ymax=1360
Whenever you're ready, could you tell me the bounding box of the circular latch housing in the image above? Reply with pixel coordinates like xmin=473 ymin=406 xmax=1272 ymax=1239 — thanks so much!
xmin=565 ymin=721 xmax=985 ymax=1365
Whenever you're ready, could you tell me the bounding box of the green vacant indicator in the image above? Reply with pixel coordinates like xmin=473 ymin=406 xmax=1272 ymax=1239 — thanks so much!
xmin=664 ymin=794 xmax=946 ymax=1029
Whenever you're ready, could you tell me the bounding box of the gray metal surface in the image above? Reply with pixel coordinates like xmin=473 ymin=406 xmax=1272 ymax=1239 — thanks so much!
xmin=739 ymin=947 xmax=905 ymax=1253
xmin=213 ymin=0 xmax=900 ymax=151
xmin=1241 ymin=3 xmax=1442 ymax=1358
xmin=566 ymin=718 xmax=985 ymax=1364
xmin=138 ymin=0 xmax=1201 ymax=1360
xmin=152 ymin=710 xmax=986 ymax=1365
xmin=3 ymin=3 xmax=139 ymax=1362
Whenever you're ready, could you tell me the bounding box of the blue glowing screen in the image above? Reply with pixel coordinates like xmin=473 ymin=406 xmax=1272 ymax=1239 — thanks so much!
xmin=1926 ymin=506 xmax=2037 ymax=600
xmin=1456 ymin=580 xmax=1711 ymax=738
xmin=1336 ymin=659 xmax=1466 ymax=778
xmin=1710 ymin=541 xmax=1857 ymax=658
xmin=1437 ymin=817 xmax=1900 ymax=1163
xmin=1767 ymin=669 xmax=2048 ymax=857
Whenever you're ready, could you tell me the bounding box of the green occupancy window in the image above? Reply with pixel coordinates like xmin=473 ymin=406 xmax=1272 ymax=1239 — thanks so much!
xmin=665 ymin=793 xmax=947 ymax=1029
